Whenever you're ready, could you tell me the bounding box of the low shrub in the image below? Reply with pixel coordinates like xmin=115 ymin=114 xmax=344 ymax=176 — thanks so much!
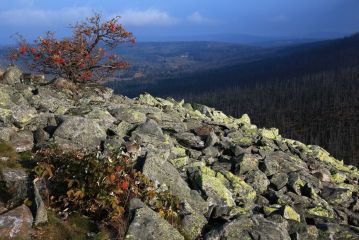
xmin=33 ymin=148 xmax=182 ymax=236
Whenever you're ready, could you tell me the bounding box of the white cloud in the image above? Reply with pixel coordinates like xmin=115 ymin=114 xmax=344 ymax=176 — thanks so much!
xmin=0 ymin=7 xmax=92 ymax=26
xmin=119 ymin=9 xmax=179 ymax=27
xmin=187 ymin=11 xmax=213 ymax=25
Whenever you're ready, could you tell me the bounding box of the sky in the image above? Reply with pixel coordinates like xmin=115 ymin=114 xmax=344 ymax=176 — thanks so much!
xmin=0 ymin=0 xmax=359 ymax=44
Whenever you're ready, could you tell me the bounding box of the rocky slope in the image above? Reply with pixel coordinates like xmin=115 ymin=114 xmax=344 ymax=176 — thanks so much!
xmin=0 ymin=65 xmax=359 ymax=239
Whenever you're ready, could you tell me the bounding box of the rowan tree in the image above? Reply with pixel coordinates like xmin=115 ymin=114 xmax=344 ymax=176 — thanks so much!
xmin=11 ymin=13 xmax=135 ymax=83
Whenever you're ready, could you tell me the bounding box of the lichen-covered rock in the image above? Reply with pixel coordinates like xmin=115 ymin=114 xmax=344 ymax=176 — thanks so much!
xmin=85 ymin=107 xmax=116 ymax=129
xmin=33 ymin=178 xmax=48 ymax=226
xmin=180 ymin=201 xmax=207 ymax=240
xmin=233 ymin=153 xmax=259 ymax=175
xmin=30 ymin=87 xmax=73 ymax=114
xmin=143 ymin=151 xmax=208 ymax=214
xmin=307 ymin=205 xmax=334 ymax=218
xmin=0 ymin=205 xmax=33 ymax=239
xmin=0 ymin=66 xmax=359 ymax=239
xmin=0 ymin=168 xmax=29 ymax=208
xmin=281 ymin=206 xmax=301 ymax=222
xmin=259 ymin=156 xmax=280 ymax=176
xmin=53 ymin=116 xmax=107 ymax=150
xmin=270 ymin=173 xmax=289 ymax=190
xmin=2 ymin=65 xmax=22 ymax=85
xmin=246 ymin=170 xmax=270 ymax=194
xmin=174 ymin=132 xmax=205 ymax=149
xmin=10 ymin=130 xmax=34 ymax=152
xmin=227 ymin=131 xmax=254 ymax=147
xmin=131 ymin=119 xmax=166 ymax=145
xmin=110 ymin=106 xmax=147 ymax=124
xmin=320 ymin=187 xmax=353 ymax=206
xmin=197 ymin=166 xmax=235 ymax=216
xmin=259 ymin=128 xmax=281 ymax=140
xmin=206 ymin=214 xmax=290 ymax=240
xmin=0 ymin=127 xmax=17 ymax=142
xmin=125 ymin=199 xmax=184 ymax=240
xmin=220 ymin=170 xmax=256 ymax=207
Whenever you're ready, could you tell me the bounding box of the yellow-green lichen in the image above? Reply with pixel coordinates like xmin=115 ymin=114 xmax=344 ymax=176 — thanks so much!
xmin=0 ymin=90 xmax=11 ymax=107
xmin=171 ymin=147 xmax=187 ymax=158
xmin=200 ymin=166 xmax=235 ymax=207
xmin=221 ymin=170 xmax=256 ymax=203
xmin=180 ymin=202 xmax=207 ymax=240
xmin=259 ymin=128 xmax=280 ymax=140
xmin=307 ymin=206 xmax=334 ymax=218
xmin=330 ymin=172 xmax=346 ymax=184
xmin=229 ymin=206 xmax=251 ymax=216
xmin=138 ymin=94 xmax=160 ymax=106
xmin=54 ymin=106 xmax=68 ymax=115
xmin=310 ymin=146 xmax=359 ymax=177
xmin=282 ymin=206 xmax=301 ymax=222
xmin=170 ymin=156 xmax=189 ymax=168
xmin=238 ymin=114 xmax=251 ymax=125
xmin=163 ymin=134 xmax=171 ymax=145
xmin=263 ymin=206 xmax=278 ymax=216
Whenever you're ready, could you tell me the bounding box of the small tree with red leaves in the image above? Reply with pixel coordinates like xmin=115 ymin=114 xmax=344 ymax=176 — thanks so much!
xmin=11 ymin=13 xmax=135 ymax=83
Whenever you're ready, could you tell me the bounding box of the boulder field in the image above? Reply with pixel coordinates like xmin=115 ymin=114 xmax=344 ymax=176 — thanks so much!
xmin=0 ymin=66 xmax=359 ymax=239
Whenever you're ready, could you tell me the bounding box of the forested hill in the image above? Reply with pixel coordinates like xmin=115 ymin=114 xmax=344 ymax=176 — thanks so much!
xmin=109 ymin=34 xmax=359 ymax=167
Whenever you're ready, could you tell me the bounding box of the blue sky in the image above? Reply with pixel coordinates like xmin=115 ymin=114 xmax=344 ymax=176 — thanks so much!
xmin=0 ymin=0 xmax=359 ymax=43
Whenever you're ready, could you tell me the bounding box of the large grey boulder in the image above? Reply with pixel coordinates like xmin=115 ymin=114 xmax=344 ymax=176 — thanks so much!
xmin=10 ymin=130 xmax=34 ymax=152
xmin=29 ymin=87 xmax=73 ymax=114
xmin=206 ymin=214 xmax=290 ymax=240
xmin=109 ymin=106 xmax=147 ymax=124
xmin=174 ymin=132 xmax=205 ymax=149
xmin=0 ymin=84 xmax=37 ymax=128
xmin=0 ymin=205 xmax=33 ymax=239
xmin=53 ymin=116 xmax=107 ymax=151
xmin=0 ymin=168 xmax=29 ymax=208
xmin=125 ymin=198 xmax=184 ymax=240
xmin=2 ymin=66 xmax=22 ymax=85
xmin=131 ymin=119 xmax=166 ymax=145
xmin=142 ymin=150 xmax=208 ymax=215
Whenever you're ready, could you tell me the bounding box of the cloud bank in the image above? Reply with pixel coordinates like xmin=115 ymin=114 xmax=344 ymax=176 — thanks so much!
xmin=0 ymin=7 xmax=92 ymax=26
xmin=187 ymin=11 xmax=213 ymax=25
xmin=119 ymin=9 xmax=179 ymax=27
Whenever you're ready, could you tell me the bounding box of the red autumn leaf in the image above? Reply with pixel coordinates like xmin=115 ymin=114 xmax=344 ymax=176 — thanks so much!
xmin=121 ymin=181 xmax=129 ymax=190
xmin=109 ymin=23 xmax=116 ymax=33
xmin=109 ymin=174 xmax=116 ymax=183
xmin=41 ymin=40 xmax=49 ymax=46
xmin=19 ymin=46 xmax=27 ymax=54
xmin=34 ymin=55 xmax=41 ymax=61
xmin=115 ymin=165 xmax=123 ymax=172
xmin=30 ymin=48 xmax=37 ymax=54
xmin=52 ymin=55 xmax=65 ymax=65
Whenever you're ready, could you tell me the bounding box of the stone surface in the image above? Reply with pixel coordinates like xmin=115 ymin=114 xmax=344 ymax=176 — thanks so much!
xmin=0 ymin=168 xmax=29 ymax=208
xmin=174 ymin=132 xmax=205 ymax=149
xmin=0 ymin=65 xmax=359 ymax=239
xmin=2 ymin=66 xmax=22 ymax=85
xmin=0 ymin=205 xmax=33 ymax=239
xmin=53 ymin=116 xmax=107 ymax=150
xmin=10 ymin=130 xmax=34 ymax=153
xmin=33 ymin=178 xmax=48 ymax=226
xmin=125 ymin=199 xmax=184 ymax=240
xmin=270 ymin=173 xmax=289 ymax=190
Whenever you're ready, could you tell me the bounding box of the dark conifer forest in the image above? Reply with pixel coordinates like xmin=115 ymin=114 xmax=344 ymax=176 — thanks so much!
xmin=109 ymin=34 xmax=359 ymax=166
